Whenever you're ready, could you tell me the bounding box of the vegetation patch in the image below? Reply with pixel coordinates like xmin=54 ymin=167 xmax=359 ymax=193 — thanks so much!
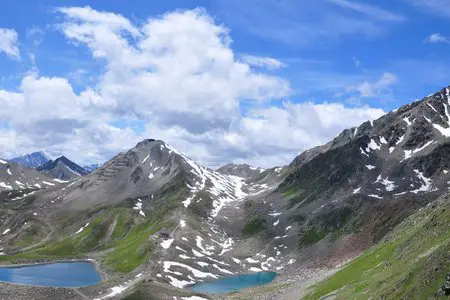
xmin=243 ymin=217 xmax=266 ymax=236
xmin=298 ymin=228 xmax=328 ymax=246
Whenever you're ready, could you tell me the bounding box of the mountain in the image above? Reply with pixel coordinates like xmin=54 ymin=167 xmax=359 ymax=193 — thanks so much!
xmin=0 ymin=88 xmax=450 ymax=299
xmin=216 ymin=163 xmax=266 ymax=178
xmin=83 ymin=164 xmax=100 ymax=173
xmin=8 ymin=151 xmax=50 ymax=168
xmin=36 ymin=156 xmax=88 ymax=180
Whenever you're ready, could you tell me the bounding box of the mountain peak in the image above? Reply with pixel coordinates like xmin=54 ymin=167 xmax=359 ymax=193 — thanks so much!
xmin=8 ymin=151 xmax=51 ymax=168
xmin=135 ymin=139 xmax=158 ymax=148
xmin=37 ymin=155 xmax=88 ymax=180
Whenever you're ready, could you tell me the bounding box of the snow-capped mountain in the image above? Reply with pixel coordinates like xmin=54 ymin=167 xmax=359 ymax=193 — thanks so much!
xmin=37 ymin=156 xmax=88 ymax=180
xmin=8 ymin=151 xmax=51 ymax=168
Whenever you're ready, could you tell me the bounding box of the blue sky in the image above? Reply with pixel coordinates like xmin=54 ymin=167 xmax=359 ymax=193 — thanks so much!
xmin=2 ymin=0 xmax=450 ymax=106
xmin=0 ymin=0 xmax=449 ymax=167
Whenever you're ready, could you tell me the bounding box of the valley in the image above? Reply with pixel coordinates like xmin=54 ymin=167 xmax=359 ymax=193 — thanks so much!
xmin=0 ymin=87 xmax=450 ymax=299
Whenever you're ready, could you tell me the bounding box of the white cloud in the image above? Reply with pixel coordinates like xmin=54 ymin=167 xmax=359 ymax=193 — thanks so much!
xmin=241 ymin=55 xmax=286 ymax=70
xmin=0 ymin=7 xmax=387 ymax=168
xmin=214 ymin=0 xmax=403 ymax=47
xmin=347 ymin=72 xmax=397 ymax=98
xmin=328 ymin=0 xmax=405 ymax=22
xmin=424 ymin=33 xmax=450 ymax=44
xmin=141 ymin=102 xmax=385 ymax=168
xmin=26 ymin=26 xmax=45 ymax=46
xmin=0 ymin=28 xmax=20 ymax=59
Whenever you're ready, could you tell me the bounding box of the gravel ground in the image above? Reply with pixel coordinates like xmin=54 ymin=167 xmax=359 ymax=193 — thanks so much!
xmin=0 ymin=283 xmax=84 ymax=300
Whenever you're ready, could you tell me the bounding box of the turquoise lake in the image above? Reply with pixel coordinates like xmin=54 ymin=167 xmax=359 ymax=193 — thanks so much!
xmin=191 ymin=271 xmax=277 ymax=294
xmin=0 ymin=261 xmax=102 ymax=287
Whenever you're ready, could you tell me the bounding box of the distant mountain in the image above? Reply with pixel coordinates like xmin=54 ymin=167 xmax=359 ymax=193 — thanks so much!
xmin=83 ymin=164 xmax=100 ymax=173
xmin=216 ymin=163 xmax=266 ymax=178
xmin=37 ymin=156 xmax=88 ymax=180
xmin=9 ymin=151 xmax=51 ymax=168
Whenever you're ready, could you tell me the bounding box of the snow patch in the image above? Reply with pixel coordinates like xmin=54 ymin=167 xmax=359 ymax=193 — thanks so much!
xmin=163 ymin=261 xmax=218 ymax=279
xmin=403 ymin=140 xmax=433 ymax=161
xmin=403 ymin=117 xmax=412 ymax=126
xmin=53 ymin=179 xmax=69 ymax=183
xmin=365 ymin=139 xmax=381 ymax=152
xmin=132 ymin=199 xmax=146 ymax=217
xmin=161 ymin=238 xmax=174 ymax=249
xmin=268 ymin=212 xmax=282 ymax=217
xmin=411 ymin=169 xmax=435 ymax=194
xmin=0 ymin=182 xmax=13 ymax=190
xmin=75 ymin=223 xmax=89 ymax=234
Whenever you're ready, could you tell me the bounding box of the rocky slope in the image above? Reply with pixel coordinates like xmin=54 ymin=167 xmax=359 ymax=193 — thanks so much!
xmin=37 ymin=156 xmax=88 ymax=180
xmin=0 ymin=87 xmax=449 ymax=299
xmin=8 ymin=151 xmax=51 ymax=169
xmin=0 ymin=158 xmax=61 ymax=191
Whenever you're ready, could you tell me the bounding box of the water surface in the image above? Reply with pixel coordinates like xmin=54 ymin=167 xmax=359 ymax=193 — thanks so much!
xmin=191 ymin=271 xmax=277 ymax=294
xmin=0 ymin=261 xmax=102 ymax=287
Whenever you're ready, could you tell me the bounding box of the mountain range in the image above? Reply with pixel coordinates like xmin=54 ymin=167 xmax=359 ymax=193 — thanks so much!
xmin=8 ymin=151 xmax=50 ymax=168
xmin=0 ymin=86 xmax=449 ymax=299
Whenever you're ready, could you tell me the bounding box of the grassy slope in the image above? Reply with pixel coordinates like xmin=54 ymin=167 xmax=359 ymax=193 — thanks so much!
xmin=0 ymin=189 xmax=184 ymax=273
xmin=304 ymin=197 xmax=450 ymax=299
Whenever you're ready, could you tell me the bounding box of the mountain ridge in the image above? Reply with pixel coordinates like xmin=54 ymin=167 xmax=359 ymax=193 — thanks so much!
xmin=0 ymin=86 xmax=450 ymax=299
xmin=8 ymin=151 xmax=51 ymax=169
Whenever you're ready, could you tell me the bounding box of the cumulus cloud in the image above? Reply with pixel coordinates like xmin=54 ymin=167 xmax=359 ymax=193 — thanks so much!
xmin=0 ymin=7 xmax=386 ymax=168
xmin=424 ymin=33 xmax=450 ymax=44
xmin=0 ymin=28 xmax=20 ymax=59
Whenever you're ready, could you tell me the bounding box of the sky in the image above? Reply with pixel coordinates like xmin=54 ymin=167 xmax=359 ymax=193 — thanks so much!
xmin=0 ymin=0 xmax=450 ymax=168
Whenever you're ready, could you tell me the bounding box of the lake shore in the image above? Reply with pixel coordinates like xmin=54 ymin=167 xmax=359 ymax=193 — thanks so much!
xmin=0 ymin=282 xmax=85 ymax=300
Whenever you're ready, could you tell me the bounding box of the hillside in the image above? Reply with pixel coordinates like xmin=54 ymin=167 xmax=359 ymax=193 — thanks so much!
xmin=304 ymin=194 xmax=450 ymax=299
xmin=0 ymin=158 xmax=62 ymax=191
